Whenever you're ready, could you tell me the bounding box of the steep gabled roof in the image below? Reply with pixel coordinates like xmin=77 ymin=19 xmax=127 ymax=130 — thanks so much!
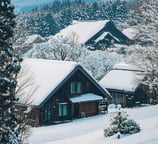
xmin=18 ymin=58 xmax=111 ymax=107
xmin=18 ymin=58 xmax=78 ymax=106
xmin=54 ymin=20 xmax=110 ymax=44
xmin=55 ymin=20 xmax=132 ymax=47
xmin=100 ymin=63 xmax=145 ymax=93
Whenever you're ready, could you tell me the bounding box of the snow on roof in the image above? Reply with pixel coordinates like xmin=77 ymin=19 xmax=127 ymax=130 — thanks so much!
xmin=95 ymin=32 xmax=120 ymax=43
xmin=122 ymin=26 xmax=139 ymax=39
xmin=55 ymin=20 xmax=109 ymax=43
xmin=70 ymin=93 xmax=103 ymax=103
xmin=113 ymin=63 xmax=144 ymax=72
xmin=18 ymin=58 xmax=78 ymax=106
xmin=24 ymin=34 xmax=45 ymax=45
xmin=100 ymin=63 xmax=145 ymax=92
xmin=94 ymin=32 xmax=109 ymax=43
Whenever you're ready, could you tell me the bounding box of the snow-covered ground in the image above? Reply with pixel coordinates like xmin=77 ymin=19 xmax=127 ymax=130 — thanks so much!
xmin=29 ymin=104 xmax=158 ymax=144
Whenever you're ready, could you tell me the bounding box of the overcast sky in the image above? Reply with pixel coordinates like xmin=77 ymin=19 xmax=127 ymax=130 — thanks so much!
xmin=12 ymin=0 xmax=53 ymax=12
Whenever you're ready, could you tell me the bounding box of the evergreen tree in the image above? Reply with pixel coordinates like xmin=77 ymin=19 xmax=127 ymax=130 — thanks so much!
xmin=0 ymin=0 xmax=24 ymax=143
xmin=106 ymin=0 xmax=114 ymax=20
xmin=115 ymin=0 xmax=128 ymax=21
xmin=14 ymin=1 xmax=129 ymax=39
xmin=104 ymin=107 xmax=140 ymax=138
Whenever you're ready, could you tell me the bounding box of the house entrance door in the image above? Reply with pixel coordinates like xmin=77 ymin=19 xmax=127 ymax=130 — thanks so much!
xmin=73 ymin=103 xmax=79 ymax=118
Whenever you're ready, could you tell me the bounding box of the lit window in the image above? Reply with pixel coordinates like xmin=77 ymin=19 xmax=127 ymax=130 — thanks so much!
xmin=70 ymin=82 xmax=82 ymax=93
xmin=59 ymin=103 xmax=68 ymax=117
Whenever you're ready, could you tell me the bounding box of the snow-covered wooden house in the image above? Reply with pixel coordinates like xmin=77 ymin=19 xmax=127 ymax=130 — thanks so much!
xmin=100 ymin=63 xmax=147 ymax=107
xmin=55 ymin=20 xmax=132 ymax=49
xmin=17 ymin=58 xmax=111 ymax=126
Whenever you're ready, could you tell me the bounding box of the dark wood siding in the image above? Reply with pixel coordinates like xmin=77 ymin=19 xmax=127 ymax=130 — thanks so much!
xmin=108 ymin=89 xmax=134 ymax=107
xmin=108 ymin=86 xmax=148 ymax=108
xmin=110 ymin=91 xmax=127 ymax=107
xmin=63 ymin=70 xmax=105 ymax=98
xmin=79 ymin=102 xmax=97 ymax=117
xmin=38 ymin=94 xmax=71 ymax=125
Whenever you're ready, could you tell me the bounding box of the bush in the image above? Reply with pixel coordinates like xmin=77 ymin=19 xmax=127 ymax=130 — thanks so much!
xmin=104 ymin=126 xmax=118 ymax=137
xmin=120 ymin=119 xmax=141 ymax=134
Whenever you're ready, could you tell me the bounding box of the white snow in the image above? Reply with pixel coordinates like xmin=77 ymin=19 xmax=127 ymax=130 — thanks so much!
xmin=28 ymin=104 xmax=158 ymax=144
xmin=24 ymin=35 xmax=45 ymax=45
xmin=99 ymin=63 xmax=145 ymax=92
xmin=113 ymin=63 xmax=144 ymax=72
xmin=100 ymin=70 xmax=144 ymax=92
xmin=122 ymin=26 xmax=139 ymax=40
xmin=55 ymin=20 xmax=109 ymax=43
xmin=94 ymin=32 xmax=109 ymax=43
xmin=95 ymin=32 xmax=120 ymax=43
xmin=18 ymin=58 xmax=78 ymax=106
xmin=70 ymin=93 xmax=103 ymax=103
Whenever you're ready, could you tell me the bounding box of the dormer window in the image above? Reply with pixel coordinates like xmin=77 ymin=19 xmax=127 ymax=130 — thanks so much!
xmin=70 ymin=82 xmax=82 ymax=94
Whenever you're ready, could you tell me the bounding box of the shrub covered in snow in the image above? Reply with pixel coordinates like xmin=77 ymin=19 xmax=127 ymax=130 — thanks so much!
xmin=104 ymin=108 xmax=140 ymax=138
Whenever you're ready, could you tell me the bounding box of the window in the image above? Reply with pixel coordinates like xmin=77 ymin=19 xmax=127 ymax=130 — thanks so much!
xmin=70 ymin=82 xmax=82 ymax=93
xmin=43 ymin=109 xmax=51 ymax=121
xmin=112 ymin=92 xmax=117 ymax=104
xmin=116 ymin=93 xmax=124 ymax=105
xmin=59 ymin=103 xmax=68 ymax=117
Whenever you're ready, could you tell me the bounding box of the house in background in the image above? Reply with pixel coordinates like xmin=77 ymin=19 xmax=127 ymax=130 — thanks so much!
xmin=100 ymin=63 xmax=147 ymax=107
xmin=55 ymin=20 xmax=132 ymax=50
xmin=17 ymin=58 xmax=111 ymax=126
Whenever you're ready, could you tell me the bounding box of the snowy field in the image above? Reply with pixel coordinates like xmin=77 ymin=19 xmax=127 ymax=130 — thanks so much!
xmin=29 ymin=105 xmax=158 ymax=144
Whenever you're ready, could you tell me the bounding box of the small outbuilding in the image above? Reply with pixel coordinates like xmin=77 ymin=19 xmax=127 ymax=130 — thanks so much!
xmin=100 ymin=63 xmax=147 ymax=107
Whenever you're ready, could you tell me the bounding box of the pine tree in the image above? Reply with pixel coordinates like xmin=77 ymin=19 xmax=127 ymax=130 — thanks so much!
xmin=0 ymin=0 xmax=24 ymax=143
xmin=116 ymin=0 xmax=128 ymax=21
xmin=104 ymin=107 xmax=140 ymax=138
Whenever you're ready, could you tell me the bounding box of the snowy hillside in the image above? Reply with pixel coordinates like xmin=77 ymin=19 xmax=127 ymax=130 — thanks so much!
xmin=29 ymin=105 xmax=158 ymax=144
xmin=14 ymin=34 xmax=121 ymax=80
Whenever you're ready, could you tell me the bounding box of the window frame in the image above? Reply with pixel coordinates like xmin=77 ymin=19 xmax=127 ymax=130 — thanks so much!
xmin=42 ymin=108 xmax=51 ymax=121
xmin=58 ymin=103 xmax=68 ymax=117
xmin=70 ymin=82 xmax=82 ymax=94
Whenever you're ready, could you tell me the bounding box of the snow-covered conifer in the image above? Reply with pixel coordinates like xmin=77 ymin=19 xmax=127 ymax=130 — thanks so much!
xmin=104 ymin=107 xmax=140 ymax=138
xmin=0 ymin=0 xmax=25 ymax=143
